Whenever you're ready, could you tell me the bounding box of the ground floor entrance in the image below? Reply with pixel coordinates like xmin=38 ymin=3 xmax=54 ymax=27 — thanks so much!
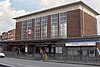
xmin=1 ymin=38 xmax=100 ymax=62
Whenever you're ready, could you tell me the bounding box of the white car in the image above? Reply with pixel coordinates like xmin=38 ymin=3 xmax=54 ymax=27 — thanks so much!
xmin=0 ymin=53 xmax=5 ymax=58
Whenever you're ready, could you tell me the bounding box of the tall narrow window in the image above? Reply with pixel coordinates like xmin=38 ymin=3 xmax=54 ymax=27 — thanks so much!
xmin=27 ymin=19 xmax=32 ymax=39
xmin=21 ymin=20 xmax=27 ymax=40
xmin=41 ymin=16 xmax=48 ymax=39
xmin=51 ymin=14 xmax=58 ymax=38
xmin=59 ymin=12 xmax=67 ymax=38
xmin=34 ymin=18 xmax=41 ymax=39
xmin=21 ymin=19 xmax=32 ymax=40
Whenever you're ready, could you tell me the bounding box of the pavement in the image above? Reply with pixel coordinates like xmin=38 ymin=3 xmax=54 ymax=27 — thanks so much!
xmin=0 ymin=57 xmax=99 ymax=67
xmin=12 ymin=56 xmax=100 ymax=66
xmin=4 ymin=52 xmax=100 ymax=66
xmin=48 ymin=60 xmax=100 ymax=66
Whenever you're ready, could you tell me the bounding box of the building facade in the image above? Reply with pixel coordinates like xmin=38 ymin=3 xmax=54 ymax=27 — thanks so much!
xmin=1 ymin=32 xmax=8 ymax=41
xmin=7 ymin=29 xmax=16 ymax=41
xmin=1 ymin=1 xmax=100 ymax=59
xmin=1 ymin=29 xmax=16 ymax=41
xmin=15 ymin=2 xmax=98 ymax=40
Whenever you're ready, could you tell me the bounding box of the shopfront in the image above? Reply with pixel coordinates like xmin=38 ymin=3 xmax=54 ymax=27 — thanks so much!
xmin=65 ymin=42 xmax=96 ymax=57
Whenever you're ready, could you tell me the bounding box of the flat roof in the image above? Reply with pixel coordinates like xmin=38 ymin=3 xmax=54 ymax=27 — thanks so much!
xmin=13 ymin=1 xmax=99 ymax=19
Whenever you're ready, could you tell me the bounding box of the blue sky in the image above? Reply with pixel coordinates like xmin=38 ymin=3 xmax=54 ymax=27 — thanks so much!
xmin=0 ymin=0 xmax=100 ymax=34
xmin=11 ymin=0 xmax=40 ymax=11
xmin=10 ymin=0 xmax=99 ymax=12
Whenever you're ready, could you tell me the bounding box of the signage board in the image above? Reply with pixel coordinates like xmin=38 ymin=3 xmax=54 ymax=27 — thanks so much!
xmin=65 ymin=42 xmax=96 ymax=46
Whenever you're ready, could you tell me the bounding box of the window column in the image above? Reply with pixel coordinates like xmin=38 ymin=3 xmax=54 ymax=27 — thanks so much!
xmin=41 ymin=16 xmax=48 ymax=39
xmin=51 ymin=14 xmax=58 ymax=38
xmin=34 ymin=18 xmax=41 ymax=39
xmin=59 ymin=12 xmax=67 ymax=38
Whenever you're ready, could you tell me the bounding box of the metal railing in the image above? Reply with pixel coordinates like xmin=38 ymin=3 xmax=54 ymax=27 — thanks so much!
xmin=4 ymin=51 xmax=100 ymax=64
xmin=65 ymin=55 xmax=100 ymax=63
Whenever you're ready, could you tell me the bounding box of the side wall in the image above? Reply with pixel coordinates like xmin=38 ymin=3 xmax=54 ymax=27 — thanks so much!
xmin=67 ymin=9 xmax=97 ymax=37
xmin=15 ymin=22 xmax=22 ymax=40
xmin=83 ymin=12 xmax=97 ymax=36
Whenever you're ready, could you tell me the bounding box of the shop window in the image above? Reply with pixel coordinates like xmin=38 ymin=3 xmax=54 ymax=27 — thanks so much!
xmin=89 ymin=50 xmax=95 ymax=57
xmin=55 ymin=47 xmax=62 ymax=53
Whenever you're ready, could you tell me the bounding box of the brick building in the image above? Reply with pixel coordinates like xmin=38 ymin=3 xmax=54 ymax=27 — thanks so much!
xmin=1 ymin=1 xmax=100 ymax=59
xmin=1 ymin=29 xmax=16 ymax=41
xmin=1 ymin=32 xmax=8 ymax=41
xmin=7 ymin=29 xmax=16 ymax=41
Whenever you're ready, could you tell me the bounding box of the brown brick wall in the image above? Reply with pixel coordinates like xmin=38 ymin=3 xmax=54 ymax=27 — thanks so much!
xmin=15 ymin=22 xmax=22 ymax=40
xmin=96 ymin=42 xmax=100 ymax=49
xmin=13 ymin=29 xmax=16 ymax=40
xmin=67 ymin=9 xmax=81 ymax=37
xmin=47 ymin=15 xmax=51 ymax=38
xmin=32 ymin=19 xmax=35 ymax=39
xmin=67 ymin=9 xmax=97 ymax=37
xmin=83 ymin=12 xmax=97 ymax=36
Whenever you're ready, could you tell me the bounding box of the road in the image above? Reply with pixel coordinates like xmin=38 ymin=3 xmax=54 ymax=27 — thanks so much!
xmin=0 ymin=57 xmax=99 ymax=67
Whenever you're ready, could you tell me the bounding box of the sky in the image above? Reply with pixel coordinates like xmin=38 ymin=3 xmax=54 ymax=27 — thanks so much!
xmin=0 ymin=0 xmax=100 ymax=34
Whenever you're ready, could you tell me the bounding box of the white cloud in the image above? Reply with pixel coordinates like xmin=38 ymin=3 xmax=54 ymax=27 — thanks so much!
xmin=0 ymin=12 xmax=3 ymax=16
xmin=33 ymin=0 xmax=65 ymax=8
xmin=12 ymin=9 xmax=30 ymax=18
xmin=0 ymin=0 xmax=29 ymax=33
xmin=33 ymin=0 xmax=81 ymax=8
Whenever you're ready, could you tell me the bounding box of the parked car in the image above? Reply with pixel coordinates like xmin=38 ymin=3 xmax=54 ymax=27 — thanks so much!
xmin=0 ymin=52 xmax=5 ymax=58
